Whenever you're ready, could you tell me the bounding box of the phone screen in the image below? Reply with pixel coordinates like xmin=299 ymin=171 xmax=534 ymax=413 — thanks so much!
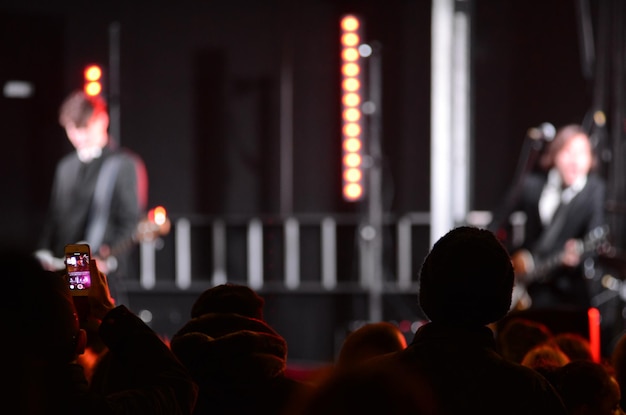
xmin=65 ymin=247 xmax=91 ymax=295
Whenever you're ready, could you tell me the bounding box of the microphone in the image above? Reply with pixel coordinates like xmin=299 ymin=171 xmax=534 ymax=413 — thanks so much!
xmin=527 ymin=122 xmax=556 ymax=142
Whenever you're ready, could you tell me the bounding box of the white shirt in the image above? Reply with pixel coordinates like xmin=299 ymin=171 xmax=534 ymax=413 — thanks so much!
xmin=77 ymin=146 xmax=103 ymax=163
xmin=538 ymin=168 xmax=587 ymax=225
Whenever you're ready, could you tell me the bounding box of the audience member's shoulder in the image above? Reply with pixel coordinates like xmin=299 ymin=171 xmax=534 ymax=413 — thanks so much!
xmin=336 ymin=322 xmax=407 ymax=370
xmin=286 ymin=358 xmax=438 ymax=415
xmin=553 ymin=360 xmax=621 ymax=414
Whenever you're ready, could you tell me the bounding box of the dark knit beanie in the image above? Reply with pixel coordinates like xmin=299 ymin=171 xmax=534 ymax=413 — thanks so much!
xmin=190 ymin=283 xmax=265 ymax=320
xmin=171 ymin=312 xmax=288 ymax=384
xmin=418 ymin=226 xmax=514 ymax=326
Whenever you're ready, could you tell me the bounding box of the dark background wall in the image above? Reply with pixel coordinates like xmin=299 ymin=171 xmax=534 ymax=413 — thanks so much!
xmin=1 ymin=0 xmax=594 ymax=235
xmin=2 ymin=0 xmax=618 ymax=361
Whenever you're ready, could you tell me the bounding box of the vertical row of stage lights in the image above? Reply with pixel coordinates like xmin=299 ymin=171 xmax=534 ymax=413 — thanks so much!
xmin=84 ymin=64 xmax=103 ymax=97
xmin=341 ymin=14 xmax=364 ymax=202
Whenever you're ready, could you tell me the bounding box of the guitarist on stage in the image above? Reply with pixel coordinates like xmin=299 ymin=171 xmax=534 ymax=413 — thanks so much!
xmin=488 ymin=123 xmax=606 ymax=312
xmin=34 ymin=90 xmax=148 ymax=306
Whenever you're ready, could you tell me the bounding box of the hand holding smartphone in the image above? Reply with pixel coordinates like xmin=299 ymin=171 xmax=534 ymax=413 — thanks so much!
xmin=65 ymin=243 xmax=116 ymax=328
xmin=65 ymin=243 xmax=92 ymax=296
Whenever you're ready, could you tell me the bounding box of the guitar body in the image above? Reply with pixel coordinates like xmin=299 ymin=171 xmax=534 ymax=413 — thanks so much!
xmin=511 ymin=249 xmax=535 ymax=278
xmin=40 ymin=206 xmax=171 ymax=274
xmin=508 ymin=225 xmax=609 ymax=311
xmin=511 ymin=249 xmax=535 ymax=310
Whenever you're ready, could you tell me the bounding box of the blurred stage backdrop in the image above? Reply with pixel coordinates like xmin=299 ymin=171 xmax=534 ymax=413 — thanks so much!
xmin=2 ymin=0 xmax=624 ymax=362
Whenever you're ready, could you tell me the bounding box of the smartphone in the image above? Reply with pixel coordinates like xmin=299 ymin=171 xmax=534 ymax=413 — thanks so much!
xmin=65 ymin=243 xmax=92 ymax=296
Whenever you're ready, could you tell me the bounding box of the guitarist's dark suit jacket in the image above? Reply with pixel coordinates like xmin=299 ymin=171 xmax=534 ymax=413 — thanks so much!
xmin=38 ymin=144 xmax=147 ymax=303
xmin=490 ymin=171 xmax=606 ymax=309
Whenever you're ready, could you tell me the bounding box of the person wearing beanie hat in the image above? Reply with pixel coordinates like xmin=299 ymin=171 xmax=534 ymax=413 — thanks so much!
xmin=371 ymin=226 xmax=567 ymax=415
xmin=418 ymin=226 xmax=515 ymax=326
xmin=171 ymin=283 xmax=311 ymax=415
xmin=190 ymin=282 xmax=264 ymax=320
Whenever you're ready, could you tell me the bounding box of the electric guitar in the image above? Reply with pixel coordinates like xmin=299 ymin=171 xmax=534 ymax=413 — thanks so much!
xmin=40 ymin=206 xmax=171 ymax=273
xmin=509 ymin=225 xmax=610 ymax=311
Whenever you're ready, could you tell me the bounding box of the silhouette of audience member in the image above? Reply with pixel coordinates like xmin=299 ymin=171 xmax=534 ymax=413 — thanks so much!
xmin=289 ymin=358 xmax=438 ymax=415
xmin=611 ymin=332 xmax=626 ymax=412
xmin=521 ymin=343 xmax=570 ymax=384
xmin=553 ymin=360 xmax=624 ymax=415
xmin=550 ymin=332 xmax=594 ymax=362
xmin=294 ymin=321 xmax=407 ymax=388
xmin=497 ymin=317 xmax=554 ymax=364
xmin=521 ymin=344 xmax=571 ymax=370
xmin=336 ymin=322 xmax=407 ymax=370
xmin=190 ymin=282 xmax=265 ymax=319
xmin=373 ymin=226 xmax=567 ymax=414
xmin=12 ymin=248 xmax=197 ymax=414
xmin=170 ymin=283 xmax=310 ymax=415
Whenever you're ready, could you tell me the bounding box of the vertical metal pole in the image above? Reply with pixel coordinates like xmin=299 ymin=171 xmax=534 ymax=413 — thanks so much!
xmin=361 ymin=42 xmax=384 ymax=323
xmin=212 ymin=219 xmax=227 ymax=285
xmin=108 ymin=22 xmax=121 ymax=146
xmin=431 ymin=0 xmax=454 ymax=244
xmin=397 ymin=214 xmax=413 ymax=290
xmin=609 ymin=0 xmax=626 ymax=251
xmin=175 ymin=218 xmax=192 ymax=289
xmin=248 ymin=218 xmax=264 ymax=289
xmin=452 ymin=0 xmax=472 ymax=226
xmin=321 ymin=217 xmax=337 ymax=290
xmin=284 ymin=217 xmax=300 ymax=289
xmin=280 ymin=19 xmax=294 ymax=215
xmin=140 ymin=240 xmax=156 ymax=289
xmin=431 ymin=0 xmax=472 ymax=242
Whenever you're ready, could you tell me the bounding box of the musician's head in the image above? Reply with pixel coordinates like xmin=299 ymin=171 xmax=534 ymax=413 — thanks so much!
xmin=539 ymin=124 xmax=597 ymax=187
xmin=59 ymin=90 xmax=109 ymax=162
xmin=418 ymin=226 xmax=514 ymax=327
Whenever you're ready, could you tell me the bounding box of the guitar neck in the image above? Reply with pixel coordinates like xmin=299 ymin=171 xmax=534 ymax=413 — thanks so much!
xmin=43 ymin=207 xmax=170 ymax=273
xmin=526 ymin=252 xmax=568 ymax=283
xmin=525 ymin=226 xmax=608 ymax=283
xmin=107 ymin=234 xmax=138 ymax=259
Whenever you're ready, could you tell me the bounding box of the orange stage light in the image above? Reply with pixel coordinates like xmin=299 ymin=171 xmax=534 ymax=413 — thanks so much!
xmin=341 ymin=14 xmax=365 ymax=202
xmin=343 ymin=137 xmax=362 ymax=152
xmin=83 ymin=64 xmax=103 ymax=97
xmin=340 ymin=15 xmax=359 ymax=32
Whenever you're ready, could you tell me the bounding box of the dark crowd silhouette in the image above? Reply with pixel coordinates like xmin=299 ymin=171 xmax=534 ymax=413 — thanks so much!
xmin=14 ymin=224 xmax=626 ymax=414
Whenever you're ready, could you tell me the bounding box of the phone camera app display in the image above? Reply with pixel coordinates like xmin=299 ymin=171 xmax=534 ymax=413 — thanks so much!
xmin=66 ymin=252 xmax=91 ymax=291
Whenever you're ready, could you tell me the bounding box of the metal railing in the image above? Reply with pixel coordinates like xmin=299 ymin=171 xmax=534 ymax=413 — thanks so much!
xmin=137 ymin=212 xmax=434 ymax=295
